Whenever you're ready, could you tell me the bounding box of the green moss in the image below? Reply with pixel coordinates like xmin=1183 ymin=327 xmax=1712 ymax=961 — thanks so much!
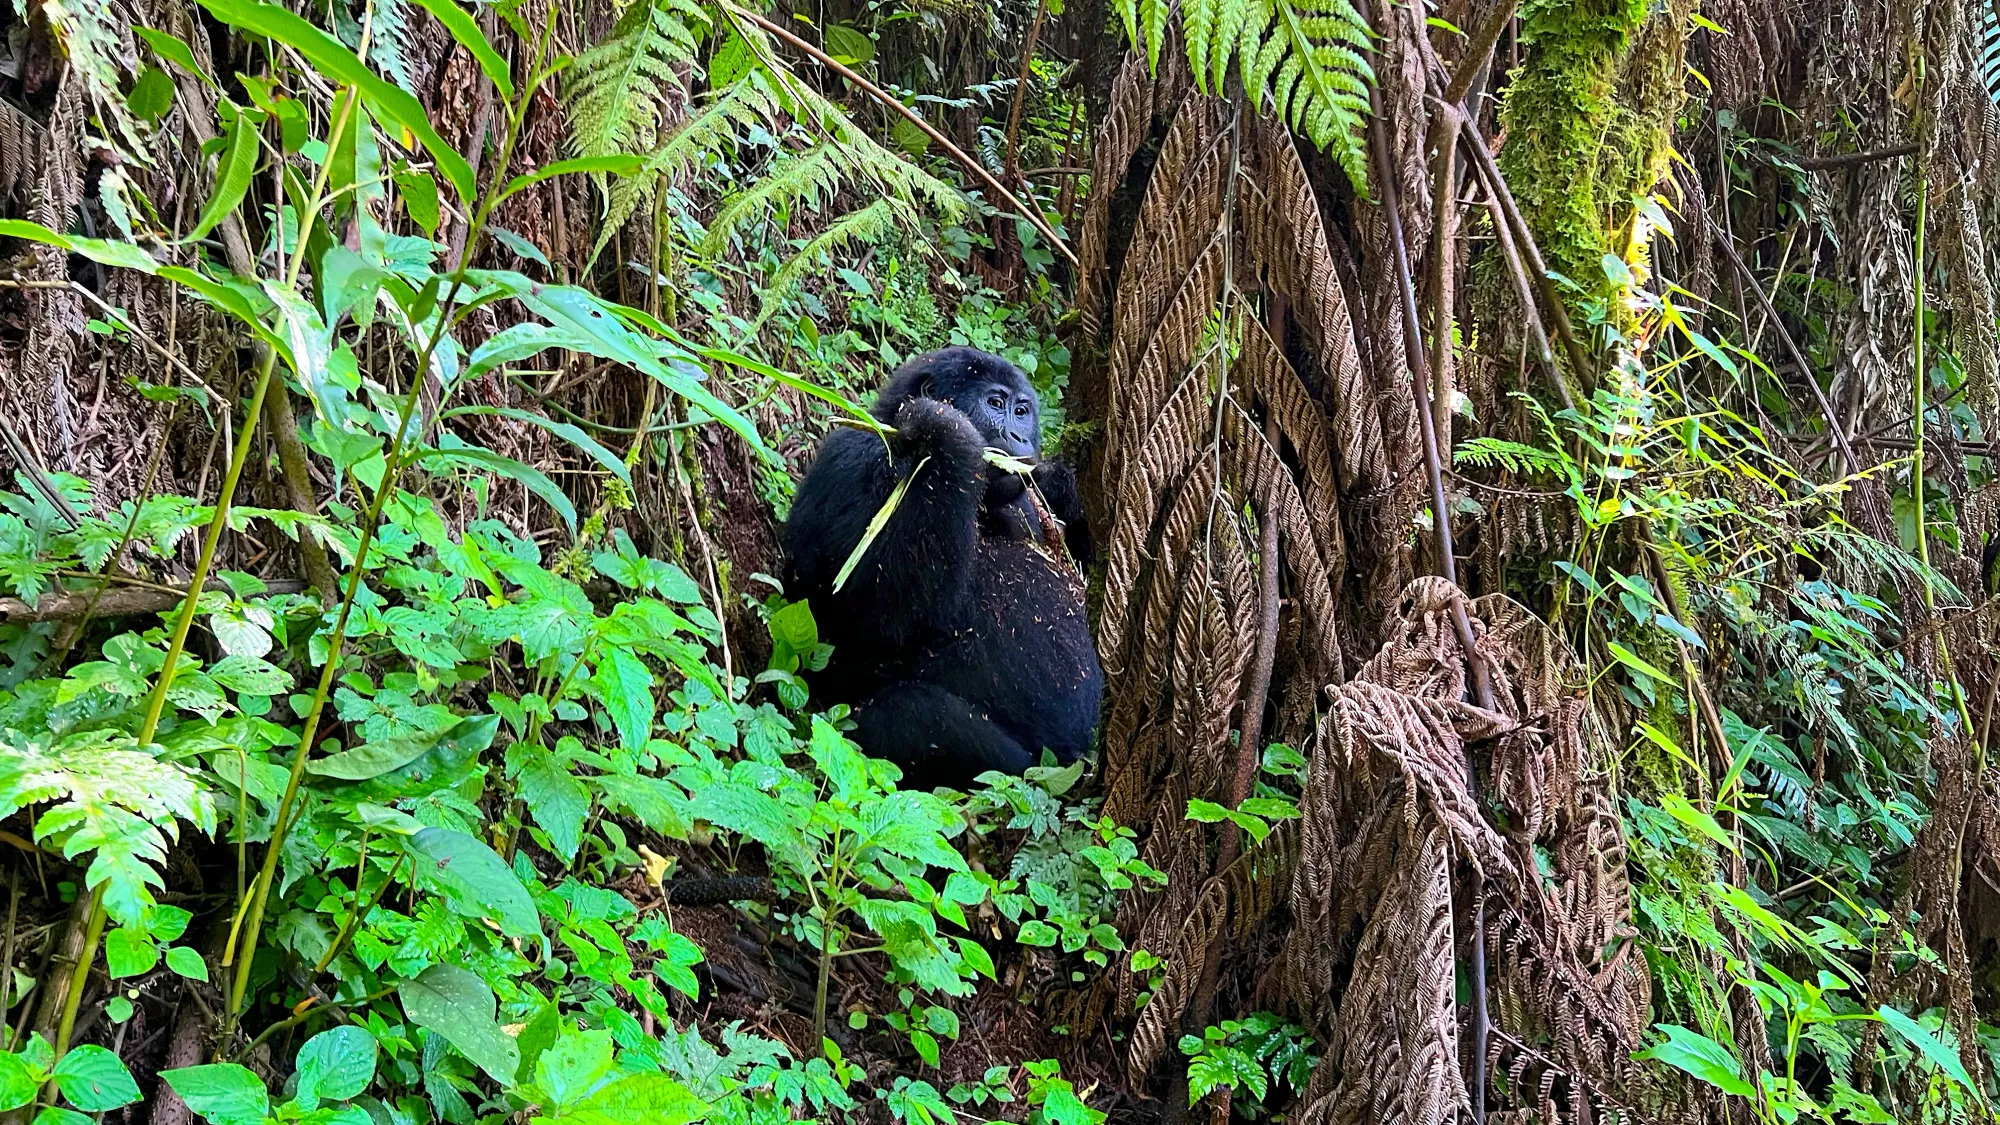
xmin=1497 ymin=0 xmax=1677 ymax=302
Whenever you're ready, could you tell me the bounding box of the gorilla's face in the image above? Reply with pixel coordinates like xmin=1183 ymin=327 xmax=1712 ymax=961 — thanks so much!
xmin=882 ymin=347 xmax=1042 ymax=463
xmin=952 ymin=378 xmax=1039 ymax=461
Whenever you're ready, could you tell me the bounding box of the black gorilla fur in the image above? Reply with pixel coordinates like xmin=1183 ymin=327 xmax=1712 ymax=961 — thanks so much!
xmin=783 ymin=346 xmax=1100 ymax=789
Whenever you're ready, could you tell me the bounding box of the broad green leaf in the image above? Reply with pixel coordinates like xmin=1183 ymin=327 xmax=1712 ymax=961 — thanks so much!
xmin=407 ymin=0 xmax=512 ymax=97
xmin=535 ymin=1029 xmax=614 ymax=1110
xmin=407 ymin=826 xmax=539 ymax=937
xmin=103 ymin=927 xmax=159 ymax=978
xmin=514 ymin=1002 xmax=561 ymax=1086
xmin=51 ymin=1046 xmax=140 ymax=1111
xmin=263 ymin=283 xmax=337 ymax=418
xmin=162 ymin=1066 xmax=268 ymax=1125
xmin=692 ymin=782 xmax=809 ymax=875
xmin=1606 ymin=641 xmax=1677 ymax=686
xmin=1876 ymin=1006 xmax=1981 ymax=1100
xmin=1635 ymin=1024 xmax=1752 ymax=1098
xmin=0 ymin=220 xmax=162 ymax=273
xmin=0 ymin=1052 xmax=38 ymax=1111
xmin=127 ymin=67 xmax=176 ymax=121
xmin=165 ymin=946 xmax=209 ymax=981
xmin=555 ymin=1074 xmax=706 ymax=1125
xmin=208 ymin=653 xmax=291 ymax=695
xmin=471 ymin=273 xmax=775 ymax=464
xmin=1185 ymin=799 xmax=1229 ymax=823
xmin=294 ymin=1026 xmax=376 ymax=1105
xmin=823 ymin=23 xmax=873 ymax=64
xmin=399 ymin=964 xmax=520 ymax=1086
xmin=135 ymin=27 xmax=216 ymax=88
xmin=592 ymin=647 xmax=654 ymax=752
xmin=396 ymin=171 xmax=440 ymax=237
xmin=194 ymin=0 xmax=475 ymax=200
xmin=187 ymin=113 xmax=257 ymax=243
xmin=32 ymin=1108 xmax=91 ymax=1125
xmin=486 ymin=225 xmax=549 ymax=267
xmin=767 ymin=600 xmax=817 ymax=650
xmin=307 ymin=734 xmax=444 ymax=781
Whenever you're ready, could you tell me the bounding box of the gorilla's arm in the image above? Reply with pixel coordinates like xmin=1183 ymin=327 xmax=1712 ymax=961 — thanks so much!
xmin=784 ymin=398 xmax=985 ymax=648
xmin=1033 ymin=460 xmax=1094 ymax=569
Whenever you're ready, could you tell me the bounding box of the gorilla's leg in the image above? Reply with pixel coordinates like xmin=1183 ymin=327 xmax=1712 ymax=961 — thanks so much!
xmin=849 ymin=681 xmax=1035 ymax=790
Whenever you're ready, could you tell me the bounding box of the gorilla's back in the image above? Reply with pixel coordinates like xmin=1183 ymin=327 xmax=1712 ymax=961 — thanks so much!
xmin=911 ymin=540 xmax=1101 ymax=765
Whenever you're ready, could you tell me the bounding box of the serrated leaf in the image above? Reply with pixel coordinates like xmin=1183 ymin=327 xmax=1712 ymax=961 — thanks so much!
xmin=508 ymin=743 xmax=589 ymax=863
xmin=591 ymin=647 xmax=654 ymax=752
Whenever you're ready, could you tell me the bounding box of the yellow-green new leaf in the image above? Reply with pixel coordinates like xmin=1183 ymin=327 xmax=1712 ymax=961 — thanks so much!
xmin=834 ymin=457 xmax=926 ymax=593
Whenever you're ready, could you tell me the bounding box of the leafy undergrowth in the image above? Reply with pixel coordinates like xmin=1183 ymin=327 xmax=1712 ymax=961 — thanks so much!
xmin=0 ymin=475 xmax=1165 ymax=1125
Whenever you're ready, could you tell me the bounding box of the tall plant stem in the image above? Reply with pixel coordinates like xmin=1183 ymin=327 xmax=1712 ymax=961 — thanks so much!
xmin=57 ymin=80 xmax=346 ymax=1063
xmin=1001 ymin=0 xmax=1048 ymax=179
xmin=43 ymin=894 xmax=107 ymax=1094
xmin=220 ymin=64 xmax=538 ymax=1045
xmin=1368 ymin=49 xmax=1494 ymax=1117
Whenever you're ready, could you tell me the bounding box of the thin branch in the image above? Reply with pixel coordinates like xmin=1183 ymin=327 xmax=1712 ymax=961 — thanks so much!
xmin=0 ymin=580 xmax=308 ymax=623
xmin=1442 ymin=0 xmax=1518 ymax=106
xmin=1368 ymin=46 xmax=1493 ymax=1118
xmin=1706 ymin=217 xmax=1859 ymax=473
xmin=1787 ymin=144 xmax=1916 ymax=171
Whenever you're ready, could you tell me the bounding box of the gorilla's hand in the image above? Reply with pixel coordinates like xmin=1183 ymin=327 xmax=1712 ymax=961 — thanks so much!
xmin=890 ymin=397 xmax=984 ymax=469
xmin=983 ymin=462 xmax=1028 ymax=507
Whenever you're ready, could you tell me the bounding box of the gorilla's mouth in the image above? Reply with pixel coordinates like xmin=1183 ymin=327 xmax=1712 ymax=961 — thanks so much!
xmin=983 ymin=447 xmax=1039 ymax=470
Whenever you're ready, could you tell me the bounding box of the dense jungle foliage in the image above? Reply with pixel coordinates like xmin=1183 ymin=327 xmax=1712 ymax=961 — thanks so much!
xmin=0 ymin=0 xmax=1998 ymax=1122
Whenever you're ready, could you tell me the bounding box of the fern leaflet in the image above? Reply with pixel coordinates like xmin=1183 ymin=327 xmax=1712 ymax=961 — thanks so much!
xmin=1454 ymin=437 xmax=1573 ymax=479
xmin=566 ymin=0 xmax=707 ymax=163
xmin=1125 ymin=0 xmax=1375 ymax=187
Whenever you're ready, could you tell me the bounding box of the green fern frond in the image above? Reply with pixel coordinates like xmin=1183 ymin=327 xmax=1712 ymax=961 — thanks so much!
xmin=0 ymin=729 xmax=213 ymax=926
xmin=703 ymin=146 xmax=847 ymax=256
xmin=369 ymin=0 xmax=418 ymax=93
xmin=566 ymin=0 xmax=708 ymax=162
xmin=753 ymin=198 xmax=907 ymax=325
xmin=591 ymin=74 xmax=782 ymax=264
xmin=38 ymin=0 xmax=150 ymax=159
xmin=1123 ymin=0 xmax=1374 ymax=188
xmin=1454 ymin=437 xmax=1572 ymax=479
xmin=778 ymin=76 xmax=965 ymax=221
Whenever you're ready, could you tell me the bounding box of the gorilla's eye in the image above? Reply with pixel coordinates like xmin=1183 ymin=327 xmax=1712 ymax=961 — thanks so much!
xmin=987 ymin=394 xmax=1005 ymax=410
xmin=1014 ymin=402 xmax=1030 ymax=417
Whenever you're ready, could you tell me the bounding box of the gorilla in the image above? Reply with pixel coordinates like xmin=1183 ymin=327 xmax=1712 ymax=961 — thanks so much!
xmin=782 ymin=346 xmax=1100 ymax=790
